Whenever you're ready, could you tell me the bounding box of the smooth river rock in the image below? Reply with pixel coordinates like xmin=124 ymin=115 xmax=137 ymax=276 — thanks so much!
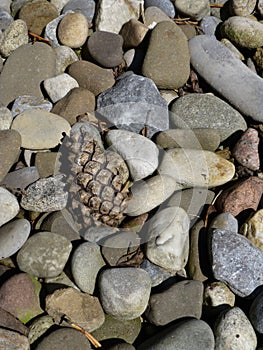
xmin=189 ymin=35 xmax=263 ymax=123
xmin=0 ymin=187 xmax=19 ymax=227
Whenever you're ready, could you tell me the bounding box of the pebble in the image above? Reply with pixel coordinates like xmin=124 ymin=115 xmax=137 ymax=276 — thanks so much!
xmin=0 ymin=273 xmax=43 ymax=323
xmin=0 ymin=106 xmax=12 ymax=129
xmin=249 ymin=289 xmax=263 ymax=333
xmin=0 ymin=329 xmax=30 ymax=350
xmin=28 ymin=315 xmax=55 ymax=345
xmin=57 ymin=12 xmax=89 ymax=48
xmin=0 ymin=307 xmax=29 ymax=337
xmin=204 ymin=281 xmax=235 ymax=307
xmin=45 ymin=287 xmax=105 ymax=331
xmin=98 ymin=267 xmax=151 ymax=320
xmin=174 ymin=0 xmax=211 ymax=20
xmin=232 ymin=128 xmax=260 ymax=171
xmin=34 ymin=152 xmax=57 ymax=178
xmin=0 ymin=19 xmax=28 ymax=58
xmin=120 ymin=19 xmax=148 ymax=49
xmin=44 ymin=271 xmax=79 ymax=291
xmin=0 ymin=42 xmax=56 ymax=107
xmin=62 ymin=0 xmax=96 ymax=25
xmin=68 ymin=60 xmax=115 ymax=96
xmin=199 ymin=15 xmax=222 ymax=36
xmin=158 ymin=148 xmax=235 ymax=188
xmin=0 ymin=219 xmax=31 ymax=259
xmin=52 ymin=87 xmax=95 ymax=125
xmin=221 ymin=38 xmax=245 ymax=60
xmin=43 ymin=73 xmax=79 ymax=103
xmin=0 ymin=187 xmax=19 ymax=227
xmin=81 ymin=224 xmax=118 ymax=242
xmin=155 ymin=128 xmax=221 ymax=151
xmin=169 ymin=93 xmax=247 ymax=142
xmin=142 ymin=21 xmax=190 ymax=89
xmin=216 ymin=176 xmax=263 ymax=216
xmin=145 ymin=280 xmax=203 ymax=326
xmin=35 ymin=328 xmax=92 ymax=350
xmin=214 ymin=307 xmax=257 ymax=350
xmin=95 ymin=0 xmax=141 ymax=34
xmin=54 ymin=45 xmax=79 ymax=75
xmin=138 ymin=319 xmax=215 ymax=350
xmin=230 ymin=0 xmax=257 ymax=16
xmin=20 ymin=175 xmax=68 ymax=212
xmin=141 ymin=258 xmax=176 ymax=287
xmin=18 ymin=0 xmax=58 ymax=36
xmin=145 ymin=206 xmax=190 ymax=271
xmin=144 ymin=6 xmax=174 ymax=27
xmin=0 ymin=129 xmax=21 ymax=182
xmin=11 ymin=95 xmax=53 ymax=118
xmin=101 ymin=231 xmax=140 ymax=266
xmin=17 ymin=231 xmax=72 ymax=278
xmin=106 ymin=129 xmax=159 ymax=181
xmin=71 ymin=242 xmax=106 ymax=294
xmin=210 ymin=228 xmax=263 ymax=297
xmin=0 ymin=8 xmax=13 ymax=32
xmin=91 ymin=314 xmax=141 ymax=344
xmin=221 ymin=16 xmax=263 ymax=48
xmin=50 ymin=0 xmax=69 ymax=13
xmin=11 ymin=109 xmax=71 ymax=150
xmin=240 ymin=209 xmax=263 ymax=252
xmin=124 ymin=175 xmax=182 ymax=217
xmin=209 ymin=212 xmax=238 ymax=232
xmin=144 ymin=0 xmax=176 ymax=17
xmin=87 ymin=31 xmax=123 ymax=68
xmin=44 ymin=12 xmax=73 ymax=48
xmin=96 ymin=72 xmax=169 ymax=137
xmin=189 ymin=35 xmax=263 ymax=123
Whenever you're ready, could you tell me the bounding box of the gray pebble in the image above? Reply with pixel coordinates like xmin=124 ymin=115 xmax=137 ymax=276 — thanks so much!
xmin=99 ymin=267 xmax=151 ymax=320
xmin=0 ymin=106 xmax=12 ymax=130
xmin=230 ymin=0 xmax=257 ymax=16
xmin=199 ymin=15 xmax=222 ymax=35
xmin=174 ymin=0 xmax=210 ymax=20
xmin=144 ymin=0 xmax=176 ymax=17
xmin=0 ymin=187 xmax=19 ymax=227
xmin=28 ymin=315 xmax=55 ymax=345
xmin=43 ymin=73 xmax=79 ymax=103
xmin=11 ymin=95 xmax=53 ymax=118
xmin=249 ymin=289 xmax=263 ymax=333
xmin=0 ymin=8 xmax=13 ymax=32
xmin=17 ymin=231 xmax=72 ymax=278
xmin=141 ymin=258 xmax=176 ymax=287
xmin=62 ymin=0 xmax=95 ymax=24
xmin=0 ymin=19 xmax=28 ymax=58
xmin=209 ymin=212 xmax=238 ymax=232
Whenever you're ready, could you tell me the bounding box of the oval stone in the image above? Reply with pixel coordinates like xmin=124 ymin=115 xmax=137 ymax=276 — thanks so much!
xmin=0 ymin=187 xmax=20 ymax=227
xmin=58 ymin=12 xmax=89 ymax=48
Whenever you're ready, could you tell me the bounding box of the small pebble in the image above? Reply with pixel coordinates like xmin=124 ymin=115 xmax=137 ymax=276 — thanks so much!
xmin=0 ymin=19 xmax=28 ymax=58
xmin=240 ymin=209 xmax=263 ymax=252
xmin=141 ymin=258 xmax=176 ymax=287
xmin=204 ymin=281 xmax=235 ymax=307
xmin=0 ymin=8 xmax=14 ymax=32
xmin=43 ymin=73 xmax=79 ymax=103
xmin=174 ymin=0 xmax=211 ymax=20
xmin=62 ymin=0 xmax=96 ymax=24
xmin=28 ymin=315 xmax=55 ymax=345
xmin=199 ymin=15 xmax=222 ymax=36
xmin=34 ymin=152 xmax=57 ymax=178
xmin=58 ymin=12 xmax=89 ymax=48
xmin=11 ymin=95 xmax=53 ymax=118
xmin=0 ymin=187 xmax=20 ymax=227
xmin=120 ymin=19 xmax=148 ymax=49
xmin=44 ymin=12 xmax=74 ymax=48
xmin=230 ymin=0 xmax=257 ymax=16
xmin=0 ymin=329 xmax=30 ymax=350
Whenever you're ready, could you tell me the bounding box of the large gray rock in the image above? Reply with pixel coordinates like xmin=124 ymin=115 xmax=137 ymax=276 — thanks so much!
xmin=189 ymin=35 xmax=263 ymax=123
xmin=169 ymin=93 xmax=247 ymax=141
xmin=96 ymin=72 xmax=169 ymax=137
xmin=210 ymin=228 xmax=263 ymax=297
xmin=137 ymin=319 xmax=215 ymax=350
xmin=0 ymin=42 xmax=56 ymax=106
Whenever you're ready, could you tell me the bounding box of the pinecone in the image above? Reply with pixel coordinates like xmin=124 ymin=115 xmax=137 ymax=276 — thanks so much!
xmin=57 ymin=122 xmax=130 ymax=232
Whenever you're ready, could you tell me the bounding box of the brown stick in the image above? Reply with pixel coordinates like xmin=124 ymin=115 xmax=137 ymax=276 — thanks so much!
xmin=210 ymin=3 xmax=224 ymax=7
xmin=28 ymin=31 xmax=52 ymax=45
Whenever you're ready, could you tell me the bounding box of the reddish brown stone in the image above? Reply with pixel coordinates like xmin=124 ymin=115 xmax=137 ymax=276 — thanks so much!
xmin=216 ymin=176 xmax=263 ymax=216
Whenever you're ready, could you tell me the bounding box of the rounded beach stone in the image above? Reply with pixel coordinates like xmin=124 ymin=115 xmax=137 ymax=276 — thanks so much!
xmin=54 ymin=45 xmax=79 ymax=75
xmin=11 ymin=109 xmax=71 ymax=150
xmin=137 ymin=319 xmax=215 ymax=350
xmin=199 ymin=16 xmax=222 ymax=36
xmin=146 ymin=206 xmax=190 ymax=271
xmin=19 ymin=0 xmax=58 ymax=35
xmin=174 ymin=0 xmax=211 ymax=20
xmin=0 ymin=8 xmax=14 ymax=32
xmin=214 ymin=307 xmax=257 ymax=350
xmin=0 ymin=219 xmax=31 ymax=259
xmin=99 ymin=267 xmax=151 ymax=320
xmin=87 ymin=31 xmax=123 ymax=68
xmin=58 ymin=13 xmax=89 ymax=48
xmin=144 ymin=0 xmax=175 ymax=17
xmin=142 ymin=21 xmax=190 ymax=89
xmin=0 ymin=130 xmax=21 ymax=182
xmin=106 ymin=129 xmax=159 ymax=181
xmin=35 ymin=328 xmax=92 ymax=350
xmin=221 ymin=16 xmax=263 ymax=48
xmin=240 ymin=209 xmax=263 ymax=252
xmin=16 ymin=231 xmax=72 ymax=278
xmin=0 ymin=273 xmax=43 ymax=323
xmin=0 ymin=19 xmax=28 ymax=57
xmin=158 ymin=148 xmax=235 ymax=188
xmin=120 ymin=19 xmax=148 ymax=49
xmin=0 ymin=187 xmax=20 ymax=227
xmin=43 ymin=73 xmax=79 ymax=103
xmin=71 ymin=242 xmax=106 ymax=294
xmin=144 ymin=6 xmax=174 ymax=27
xmin=44 ymin=12 xmax=74 ymax=48
xmin=250 ymin=290 xmax=263 ymax=333
xmin=230 ymin=0 xmax=257 ymax=16
xmin=0 ymin=329 xmax=30 ymax=350
xmin=204 ymin=281 xmax=235 ymax=307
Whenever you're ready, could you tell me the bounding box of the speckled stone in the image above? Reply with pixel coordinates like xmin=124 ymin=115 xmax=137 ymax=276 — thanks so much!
xmin=58 ymin=12 xmax=89 ymax=48
xmin=17 ymin=231 xmax=72 ymax=278
xmin=28 ymin=315 xmax=55 ymax=345
xmin=240 ymin=209 xmax=263 ymax=252
xmin=232 ymin=128 xmax=260 ymax=171
xmin=44 ymin=12 xmax=74 ymax=48
xmin=204 ymin=281 xmax=235 ymax=307
xmin=141 ymin=258 xmax=176 ymax=287
xmin=0 ymin=19 xmax=28 ymax=57
xmin=54 ymin=45 xmax=79 ymax=75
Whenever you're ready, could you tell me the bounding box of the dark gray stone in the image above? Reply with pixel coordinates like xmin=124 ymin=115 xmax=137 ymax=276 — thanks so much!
xmin=189 ymin=35 xmax=263 ymax=123
xmin=199 ymin=15 xmax=221 ymax=35
xmin=144 ymin=0 xmax=176 ymax=17
xmin=96 ymin=72 xmax=169 ymax=137
xmin=62 ymin=0 xmax=95 ymax=24
xmin=145 ymin=280 xmax=204 ymax=326
xmin=249 ymin=290 xmax=263 ymax=333
xmin=141 ymin=259 xmax=176 ymax=287
xmin=1 ymin=167 xmax=40 ymax=190
xmin=137 ymin=319 xmax=215 ymax=350
xmin=210 ymin=228 xmax=263 ymax=297
xmin=209 ymin=212 xmax=238 ymax=232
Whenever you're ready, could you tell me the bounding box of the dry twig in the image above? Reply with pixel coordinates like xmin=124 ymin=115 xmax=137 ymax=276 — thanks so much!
xmin=28 ymin=31 xmax=52 ymax=45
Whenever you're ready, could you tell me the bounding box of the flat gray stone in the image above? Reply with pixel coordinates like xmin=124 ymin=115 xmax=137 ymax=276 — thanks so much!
xmin=137 ymin=319 xmax=215 ymax=350
xmin=99 ymin=267 xmax=151 ymax=320
xmin=189 ymin=35 xmax=263 ymax=123
xmin=1 ymin=167 xmax=40 ymax=191
xmin=144 ymin=0 xmax=176 ymax=17
xmin=145 ymin=280 xmax=203 ymax=326
xmin=0 ymin=107 xmax=12 ymax=130
xmin=43 ymin=73 xmax=79 ymax=103
xmin=11 ymin=95 xmax=53 ymax=118
xmin=71 ymin=242 xmax=106 ymax=294
xmin=96 ymin=72 xmax=169 ymax=137
xmin=169 ymin=93 xmax=247 ymax=141
xmin=0 ymin=219 xmax=30 ymax=259
xmin=17 ymin=231 xmax=72 ymax=278
xmin=0 ymin=187 xmax=20 ymax=227
xmin=210 ymin=228 xmax=263 ymax=297
xmin=0 ymin=42 xmax=56 ymax=107
xmin=106 ymin=130 xmax=159 ymax=181
xmin=209 ymin=212 xmax=238 ymax=232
